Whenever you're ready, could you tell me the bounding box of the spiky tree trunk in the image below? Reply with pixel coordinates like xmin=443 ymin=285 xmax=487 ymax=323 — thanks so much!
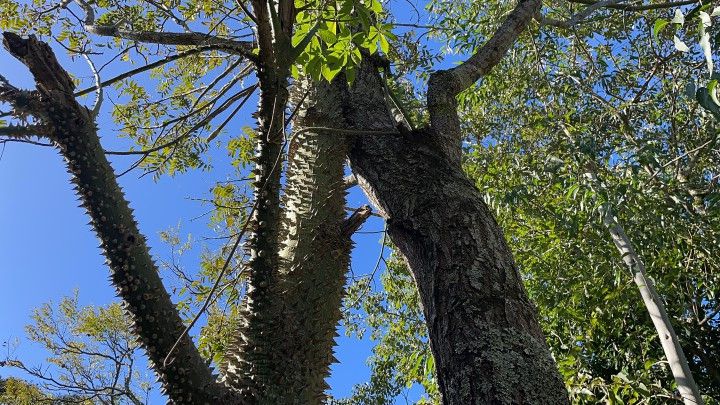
xmin=224 ymin=78 xmax=369 ymax=402
xmin=222 ymin=0 xmax=294 ymax=397
xmin=0 ymin=32 xmax=237 ymax=405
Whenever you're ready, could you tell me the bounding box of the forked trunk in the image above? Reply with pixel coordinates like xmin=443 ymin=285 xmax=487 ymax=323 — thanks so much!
xmin=336 ymin=61 xmax=569 ymax=404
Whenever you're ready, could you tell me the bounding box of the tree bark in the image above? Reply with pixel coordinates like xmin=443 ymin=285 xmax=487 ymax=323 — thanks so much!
xmin=1 ymin=32 xmax=237 ymax=405
xmin=331 ymin=57 xmax=569 ymax=404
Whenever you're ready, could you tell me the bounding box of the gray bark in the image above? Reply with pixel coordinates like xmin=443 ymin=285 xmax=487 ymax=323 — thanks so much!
xmin=1 ymin=32 xmax=237 ymax=405
xmin=601 ymin=205 xmax=703 ymax=405
xmin=332 ymin=57 xmax=569 ymax=403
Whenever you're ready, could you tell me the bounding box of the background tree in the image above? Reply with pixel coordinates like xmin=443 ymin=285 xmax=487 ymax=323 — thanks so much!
xmin=2 ymin=293 xmax=151 ymax=404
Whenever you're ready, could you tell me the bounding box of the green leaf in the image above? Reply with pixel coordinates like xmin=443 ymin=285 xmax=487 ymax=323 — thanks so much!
xmin=708 ymin=79 xmax=719 ymax=106
xmin=379 ymin=33 xmax=389 ymax=54
xmin=318 ymin=28 xmax=337 ymax=44
xmin=345 ymin=63 xmax=357 ymax=83
xmin=696 ymin=85 xmax=720 ymax=119
xmin=652 ymin=19 xmax=668 ymax=40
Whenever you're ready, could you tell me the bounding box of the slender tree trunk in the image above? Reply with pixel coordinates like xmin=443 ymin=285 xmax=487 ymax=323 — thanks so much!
xmin=332 ymin=59 xmax=570 ymax=403
xmin=601 ymin=205 xmax=703 ymax=405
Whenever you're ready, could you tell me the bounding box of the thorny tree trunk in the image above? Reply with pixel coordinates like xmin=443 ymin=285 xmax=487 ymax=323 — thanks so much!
xmin=224 ymin=78 xmax=369 ymax=402
xmin=221 ymin=0 xmax=293 ymax=397
xmin=0 ymin=33 xmax=237 ymax=404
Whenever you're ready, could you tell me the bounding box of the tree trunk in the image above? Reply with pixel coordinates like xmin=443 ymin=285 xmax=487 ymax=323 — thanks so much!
xmin=331 ymin=59 xmax=569 ymax=403
xmin=224 ymin=78 xmax=367 ymax=402
xmin=601 ymin=205 xmax=703 ymax=405
xmin=1 ymin=32 xmax=237 ymax=405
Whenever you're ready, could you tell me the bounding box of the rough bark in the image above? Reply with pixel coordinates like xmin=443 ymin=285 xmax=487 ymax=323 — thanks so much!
xmin=332 ymin=59 xmax=568 ymax=404
xmin=1 ymin=32 xmax=237 ymax=405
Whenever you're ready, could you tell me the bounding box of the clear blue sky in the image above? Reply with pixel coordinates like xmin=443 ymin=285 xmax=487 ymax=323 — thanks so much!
xmin=0 ymin=40 xmax=393 ymax=401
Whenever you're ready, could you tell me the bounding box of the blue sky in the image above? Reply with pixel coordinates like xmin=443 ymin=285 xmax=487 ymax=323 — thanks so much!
xmin=0 ymin=39 xmax=394 ymax=401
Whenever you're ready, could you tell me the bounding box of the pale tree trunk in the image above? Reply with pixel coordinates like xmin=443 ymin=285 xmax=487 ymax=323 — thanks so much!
xmin=224 ymin=78 xmax=369 ymax=402
xmin=601 ymin=205 xmax=703 ymax=405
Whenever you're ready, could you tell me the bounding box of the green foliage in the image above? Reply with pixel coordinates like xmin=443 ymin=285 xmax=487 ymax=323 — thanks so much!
xmin=3 ymin=293 xmax=150 ymax=404
xmin=291 ymin=0 xmax=395 ymax=82
xmin=340 ymin=255 xmax=439 ymax=404
xmin=0 ymin=377 xmax=51 ymax=405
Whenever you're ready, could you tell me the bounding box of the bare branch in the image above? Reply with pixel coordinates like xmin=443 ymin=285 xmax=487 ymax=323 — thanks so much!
xmin=426 ymin=0 xmax=540 ymax=163
xmin=72 ymin=0 xmax=255 ymax=60
xmin=342 ymin=205 xmax=374 ymax=236
xmin=539 ymin=0 xmax=623 ymax=28
xmin=85 ymin=25 xmax=257 ymax=59
xmin=568 ymin=0 xmax=700 ymax=11
xmin=430 ymin=0 xmax=541 ymax=99
xmin=81 ymin=52 xmax=103 ymax=116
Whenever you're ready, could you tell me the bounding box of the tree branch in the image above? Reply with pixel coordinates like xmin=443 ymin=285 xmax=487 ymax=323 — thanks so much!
xmin=2 ymin=32 xmax=240 ymax=404
xmin=426 ymin=0 xmax=541 ymax=163
xmin=538 ymin=0 xmax=623 ymax=28
xmin=74 ymin=46 xmax=220 ymax=97
xmin=430 ymin=0 xmax=541 ymax=99
xmin=342 ymin=205 xmax=373 ymax=236
xmin=85 ymin=25 xmax=257 ymax=60
xmin=567 ymin=0 xmax=700 ymax=11
xmin=0 ymin=123 xmax=50 ymax=138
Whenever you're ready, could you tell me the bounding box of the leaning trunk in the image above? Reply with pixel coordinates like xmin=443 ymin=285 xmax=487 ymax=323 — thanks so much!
xmin=336 ymin=61 xmax=569 ymax=403
xmin=601 ymin=205 xmax=703 ymax=405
